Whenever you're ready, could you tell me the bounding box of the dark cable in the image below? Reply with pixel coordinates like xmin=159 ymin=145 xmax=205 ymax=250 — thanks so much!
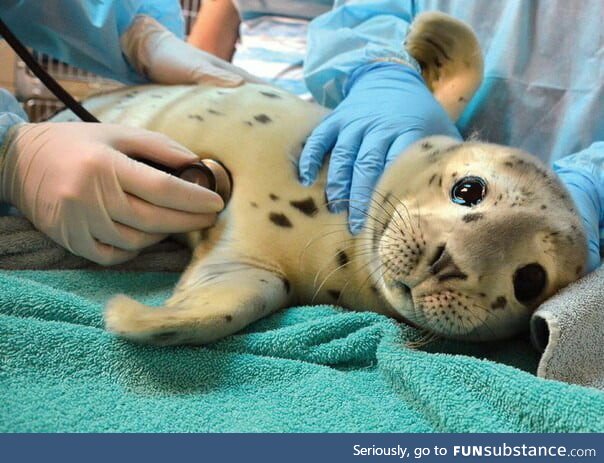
xmin=0 ymin=17 xmax=223 ymax=181
xmin=0 ymin=16 xmax=100 ymax=123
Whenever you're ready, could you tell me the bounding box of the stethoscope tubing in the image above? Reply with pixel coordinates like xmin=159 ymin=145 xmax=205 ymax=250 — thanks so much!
xmin=0 ymin=15 xmax=232 ymax=203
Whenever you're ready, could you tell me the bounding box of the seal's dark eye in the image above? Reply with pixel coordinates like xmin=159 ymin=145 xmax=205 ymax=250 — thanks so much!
xmin=451 ymin=176 xmax=487 ymax=207
xmin=513 ymin=263 xmax=547 ymax=303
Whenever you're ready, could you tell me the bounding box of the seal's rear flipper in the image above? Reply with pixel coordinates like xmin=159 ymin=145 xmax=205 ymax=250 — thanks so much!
xmin=405 ymin=12 xmax=484 ymax=121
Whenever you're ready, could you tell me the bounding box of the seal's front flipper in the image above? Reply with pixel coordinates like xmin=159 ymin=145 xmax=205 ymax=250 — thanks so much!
xmin=105 ymin=248 xmax=292 ymax=346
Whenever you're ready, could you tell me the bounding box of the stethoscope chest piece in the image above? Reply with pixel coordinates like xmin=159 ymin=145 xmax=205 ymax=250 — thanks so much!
xmin=175 ymin=159 xmax=232 ymax=205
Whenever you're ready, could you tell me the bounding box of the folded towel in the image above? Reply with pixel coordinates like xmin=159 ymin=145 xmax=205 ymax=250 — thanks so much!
xmin=0 ymin=216 xmax=190 ymax=271
xmin=1 ymin=269 xmax=602 ymax=432
xmin=532 ymin=265 xmax=604 ymax=390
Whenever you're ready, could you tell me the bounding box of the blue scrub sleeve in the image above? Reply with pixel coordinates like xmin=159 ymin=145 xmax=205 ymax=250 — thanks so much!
xmin=0 ymin=89 xmax=28 ymax=215
xmin=0 ymin=0 xmax=184 ymax=84
xmin=553 ymin=142 xmax=604 ymax=271
xmin=304 ymin=0 xmax=417 ymax=108
xmin=0 ymin=88 xmax=28 ymax=140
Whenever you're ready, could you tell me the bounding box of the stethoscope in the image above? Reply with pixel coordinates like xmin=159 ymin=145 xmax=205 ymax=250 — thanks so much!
xmin=0 ymin=17 xmax=232 ymax=204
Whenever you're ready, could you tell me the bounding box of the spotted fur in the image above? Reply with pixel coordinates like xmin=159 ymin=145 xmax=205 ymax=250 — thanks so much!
xmin=289 ymin=197 xmax=318 ymax=217
xmin=50 ymin=13 xmax=587 ymax=345
xmin=87 ymin=83 xmax=586 ymax=344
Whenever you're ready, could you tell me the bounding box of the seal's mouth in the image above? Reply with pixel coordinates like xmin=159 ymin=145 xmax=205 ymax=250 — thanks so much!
xmin=374 ymin=230 xmax=487 ymax=339
xmin=380 ymin=277 xmax=420 ymax=328
xmin=381 ymin=274 xmax=484 ymax=339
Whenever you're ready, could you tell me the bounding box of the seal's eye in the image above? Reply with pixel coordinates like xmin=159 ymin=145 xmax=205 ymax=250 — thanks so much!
xmin=513 ymin=263 xmax=547 ymax=303
xmin=451 ymin=176 xmax=487 ymax=207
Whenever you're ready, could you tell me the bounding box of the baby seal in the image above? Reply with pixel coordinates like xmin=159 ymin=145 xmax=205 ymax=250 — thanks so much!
xmin=101 ymin=127 xmax=586 ymax=344
xmin=365 ymin=135 xmax=587 ymax=340
xmin=50 ymin=12 xmax=587 ymax=344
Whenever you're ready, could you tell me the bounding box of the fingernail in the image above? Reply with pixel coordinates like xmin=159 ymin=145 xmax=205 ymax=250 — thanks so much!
xmin=212 ymin=196 xmax=225 ymax=211
xmin=216 ymin=75 xmax=244 ymax=87
xmin=180 ymin=150 xmax=198 ymax=161
xmin=200 ymin=72 xmax=244 ymax=88
xmin=204 ymin=191 xmax=224 ymax=211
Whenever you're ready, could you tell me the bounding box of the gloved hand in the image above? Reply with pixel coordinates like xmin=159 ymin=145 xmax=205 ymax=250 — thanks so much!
xmin=553 ymin=143 xmax=604 ymax=273
xmin=298 ymin=62 xmax=461 ymax=234
xmin=0 ymin=122 xmax=224 ymax=265
xmin=121 ymin=15 xmax=264 ymax=87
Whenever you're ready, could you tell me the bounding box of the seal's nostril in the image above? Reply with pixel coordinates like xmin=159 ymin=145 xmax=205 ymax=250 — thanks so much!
xmin=429 ymin=245 xmax=452 ymax=275
xmin=429 ymin=244 xmax=468 ymax=281
xmin=429 ymin=244 xmax=447 ymax=268
xmin=437 ymin=269 xmax=468 ymax=282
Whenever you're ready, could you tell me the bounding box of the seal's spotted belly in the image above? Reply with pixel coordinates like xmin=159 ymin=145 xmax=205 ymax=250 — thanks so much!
xmin=53 ymin=13 xmax=587 ymax=346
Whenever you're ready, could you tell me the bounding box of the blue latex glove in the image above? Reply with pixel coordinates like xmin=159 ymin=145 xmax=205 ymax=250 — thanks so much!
xmin=0 ymin=89 xmax=29 ymax=216
xmin=298 ymin=62 xmax=461 ymax=233
xmin=553 ymin=143 xmax=604 ymax=273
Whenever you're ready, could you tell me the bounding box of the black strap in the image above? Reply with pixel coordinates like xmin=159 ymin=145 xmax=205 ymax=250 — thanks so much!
xmin=0 ymin=16 xmax=100 ymax=123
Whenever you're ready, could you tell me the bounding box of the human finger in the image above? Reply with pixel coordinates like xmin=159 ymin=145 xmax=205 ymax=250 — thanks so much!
xmin=110 ymin=192 xmax=219 ymax=234
xmin=298 ymin=118 xmax=338 ymax=186
xmin=348 ymin=130 xmax=395 ymax=234
xmin=384 ymin=130 xmax=426 ymax=168
xmin=110 ymin=127 xmax=199 ymax=168
xmin=91 ymin=218 xmax=168 ymax=252
xmin=325 ymin=132 xmax=362 ymax=213
xmin=63 ymin=222 xmax=138 ymax=266
xmin=113 ymin=152 xmax=224 ymax=213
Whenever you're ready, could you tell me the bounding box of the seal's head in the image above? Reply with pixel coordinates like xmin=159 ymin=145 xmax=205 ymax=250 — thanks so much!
xmin=365 ymin=136 xmax=587 ymax=341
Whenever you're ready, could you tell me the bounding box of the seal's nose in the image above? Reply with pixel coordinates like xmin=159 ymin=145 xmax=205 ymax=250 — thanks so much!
xmin=428 ymin=244 xmax=468 ymax=282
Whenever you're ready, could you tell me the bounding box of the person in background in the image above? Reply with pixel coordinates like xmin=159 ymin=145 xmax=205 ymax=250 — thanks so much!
xmin=0 ymin=0 xmax=261 ymax=265
xmin=187 ymin=0 xmax=241 ymax=62
xmin=191 ymin=0 xmax=604 ymax=273
xmin=187 ymin=0 xmax=331 ymax=97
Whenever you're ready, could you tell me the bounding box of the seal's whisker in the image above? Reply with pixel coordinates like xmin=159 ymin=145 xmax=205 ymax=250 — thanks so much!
xmin=301 ymin=228 xmax=350 ymax=264
xmin=321 ymin=198 xmax=390 ymax=229
xmin=300 ymin=221 xmax=398 ymax=267
xmin=309 ymin=239 xmax=385 ymax=291
xmin=406 ymin=330 xmax=440 ymax=349
xmin=354 ymin=254 xmax=398 ymax=302
xmin=337 ymin=251 xmax=387 ymax=302
xmin=301 ymin=220 xmax=389 ymax=251
xmin=311 ymin=257 xmax=355 ymax=303
xmin=475 ymin=302 xmax=507 ymax=326
xmin=320 ymin=252 xmax=385 ymax=305
xmin=385 ymin=190 xmax=416 ymax=235
xmin=371 ymin=189 xmax=413 ymax=234
xmin=310 ymin=237 xmax=395 ymax=300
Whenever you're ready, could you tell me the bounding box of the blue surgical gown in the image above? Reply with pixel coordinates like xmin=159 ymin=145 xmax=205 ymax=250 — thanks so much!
xmin=304 ymin=0 xmax=604 ymax=165
xmin=0 ymin=0 xmax=184 ymax=138
xmin=0 ymin=0 xmax=184 ymax=84
xmin=0 ymin=0 xmax=184 ymax=213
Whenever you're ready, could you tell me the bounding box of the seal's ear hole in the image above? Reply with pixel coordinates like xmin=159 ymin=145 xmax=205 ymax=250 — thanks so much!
xmin=513 ymin=263 xmax=547 ymax=303
xmin=450 ymin=176 xmax=487 ymax=207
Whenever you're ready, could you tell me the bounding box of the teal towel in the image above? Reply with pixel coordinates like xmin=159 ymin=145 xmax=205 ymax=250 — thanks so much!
xmin=1 ymin=270 xmax=603 ymax=432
